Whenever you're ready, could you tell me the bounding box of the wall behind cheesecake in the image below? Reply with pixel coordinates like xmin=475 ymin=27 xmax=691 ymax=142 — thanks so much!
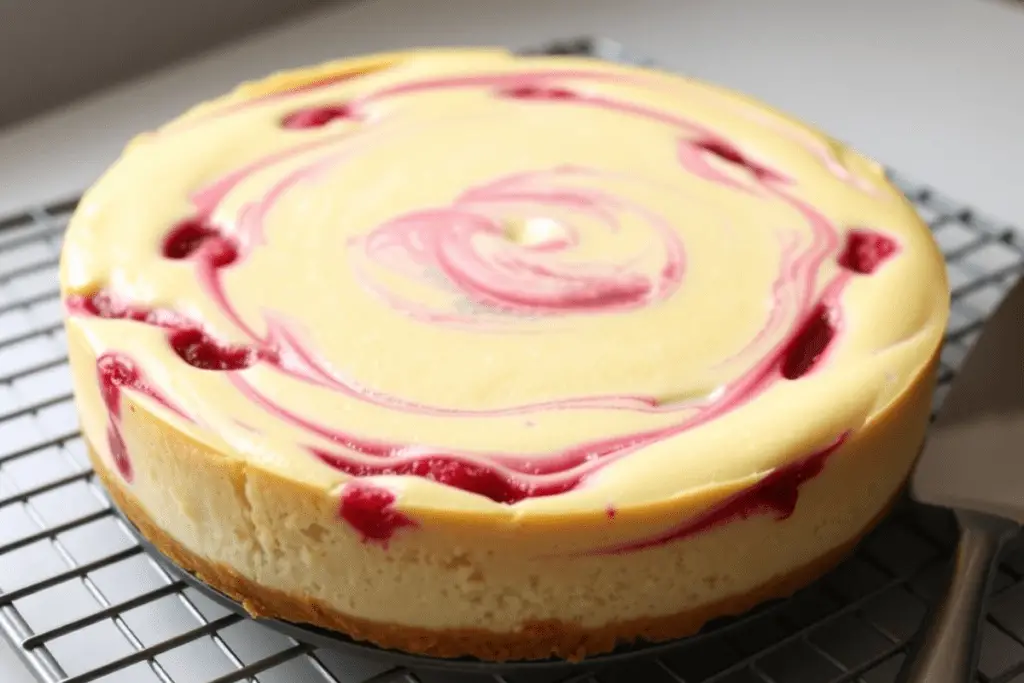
xmin=0 ymin=0 xmax=342 ymax=128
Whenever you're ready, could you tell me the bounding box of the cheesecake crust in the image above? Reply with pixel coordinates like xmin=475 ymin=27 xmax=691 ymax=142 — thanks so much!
xmin=93 ymin=443 xmax=899 ymax=662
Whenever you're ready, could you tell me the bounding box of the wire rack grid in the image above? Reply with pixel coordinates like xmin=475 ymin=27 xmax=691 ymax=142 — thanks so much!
xmin=1 ymin=36 xmax=1024 ymax=683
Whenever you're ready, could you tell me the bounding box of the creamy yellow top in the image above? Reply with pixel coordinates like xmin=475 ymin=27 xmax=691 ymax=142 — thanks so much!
xmin=61 ymin=49 xmax=948 ymax=523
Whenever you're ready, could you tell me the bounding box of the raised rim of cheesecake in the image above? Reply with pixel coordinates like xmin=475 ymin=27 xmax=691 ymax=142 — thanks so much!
xmin=60 ymin=48 xmax=949 ymax=661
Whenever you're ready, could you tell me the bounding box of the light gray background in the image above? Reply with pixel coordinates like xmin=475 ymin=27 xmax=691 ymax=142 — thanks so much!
xmin=0 ymin=0 xmax=334 ymax=127
xmin=1 ymin=0 xmax=1024 ymax=679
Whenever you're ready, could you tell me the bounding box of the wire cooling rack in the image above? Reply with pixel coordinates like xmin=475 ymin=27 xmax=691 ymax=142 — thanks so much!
xmin=2 ymin=36 xmax=1024 ymax=683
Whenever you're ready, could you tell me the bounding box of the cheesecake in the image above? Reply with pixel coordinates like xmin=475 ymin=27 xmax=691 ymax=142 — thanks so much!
xmin=60 ymin=48 xmax=949 ymax=661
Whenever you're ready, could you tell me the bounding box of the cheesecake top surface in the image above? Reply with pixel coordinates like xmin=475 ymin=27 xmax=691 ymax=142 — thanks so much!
xmin=61 ymin=48 xmax=949 ymax=520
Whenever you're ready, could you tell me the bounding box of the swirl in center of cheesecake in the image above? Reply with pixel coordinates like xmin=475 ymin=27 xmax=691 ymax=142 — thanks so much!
xmin=348 ymin=168 xmax=685 ymax=325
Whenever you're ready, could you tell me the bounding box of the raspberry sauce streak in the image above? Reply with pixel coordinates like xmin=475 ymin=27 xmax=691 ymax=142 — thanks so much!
xmin=593 ymin=433 xmax=849 ymax=555
xmin=167 ymin=65 xmax=389 ymax=132
xmin=70 ymin=66 xmax=901 ymax=542
xmin=338 ymin=481 xmax=417 ymax=545
xmin=95 ymin=353 xmax=188 ymax=482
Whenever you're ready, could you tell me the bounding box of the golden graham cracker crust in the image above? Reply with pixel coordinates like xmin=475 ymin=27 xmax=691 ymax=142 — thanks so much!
xmin=92 ymin=442 xmax=898 ymax=663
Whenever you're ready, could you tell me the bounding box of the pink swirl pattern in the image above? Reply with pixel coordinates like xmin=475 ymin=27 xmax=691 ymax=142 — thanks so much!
xmin=349 ymin=168 xmax=685 ymax=325
xmin=68 ymin=63 xmax=901 ymax=539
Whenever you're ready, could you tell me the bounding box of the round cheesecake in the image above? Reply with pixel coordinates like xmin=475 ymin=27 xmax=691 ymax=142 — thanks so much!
xmin=61 ymin=48 xmax=949 ymax=661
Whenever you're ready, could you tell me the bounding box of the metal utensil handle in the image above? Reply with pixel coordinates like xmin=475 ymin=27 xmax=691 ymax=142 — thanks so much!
xmin=896 ymin=511 xmax=1017 ymax=683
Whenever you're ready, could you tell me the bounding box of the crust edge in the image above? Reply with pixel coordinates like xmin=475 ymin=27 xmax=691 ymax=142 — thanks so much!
xmin=91 ymin=445 xmax=900 ymax=663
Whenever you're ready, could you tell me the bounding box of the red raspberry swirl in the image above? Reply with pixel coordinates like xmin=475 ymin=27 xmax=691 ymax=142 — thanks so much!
xmin=68 ymin=64 xmax=900 ymax=545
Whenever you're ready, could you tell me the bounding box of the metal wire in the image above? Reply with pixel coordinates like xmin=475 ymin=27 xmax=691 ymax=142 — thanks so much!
xmin=0 ymin=36 xmax=1023 ymax=683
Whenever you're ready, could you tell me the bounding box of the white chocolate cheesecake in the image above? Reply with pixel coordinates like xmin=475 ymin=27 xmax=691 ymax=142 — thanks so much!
xmin=60 ymin=48 xmax=949 ymax=661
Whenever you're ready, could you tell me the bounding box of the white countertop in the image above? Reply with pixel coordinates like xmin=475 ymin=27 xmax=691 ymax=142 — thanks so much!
xmin=1 ymin=0 xmax=1023 ymax=679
